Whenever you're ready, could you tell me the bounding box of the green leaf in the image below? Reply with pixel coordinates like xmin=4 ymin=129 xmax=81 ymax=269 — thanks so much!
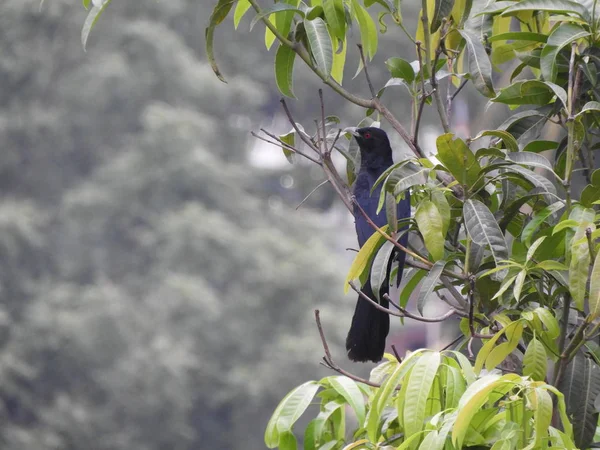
xmin=521 ymin=201 xmax=565 ymax=245
xmin=328 ymin=376 xmax=366 ymax=425
xmin=487 ymin=31 xmax=548 ymax=43
xmin=385 ymin=57 xmax=415 ymax=83
xmin=485 ymin=321 xmax=524 ymax=370
xmin=505 ymin=165 xmax=557 ymax=203
xmin=506 ymin=151 xmax=555 ymax=174
xmin=523 ymin=336 xmax=547 ymax=381
xmin=501 ymin=0 xmax=591 ymax=21
xmin=370 ymin=240 xmax=395 ymax=300
xmin=588 ymin=250 xmax=600 ymax=320
xmin=417 ymin=260 xmax=446 ymax=316
xmin=81 ymin=0 xmax=114 ymax=51
xmin=323 ymin=0 xmax=346 ymax=40
xmin=279 ymin=130 xmax=296 ymax=163
xmin=436 ymin=133 xmax=482 ymax=189
xmin=492 ymin=80 xmax=562 ymax=106
xmin=367 ymin=351 xmax=423 ymax=441
xmin=205 ymin=0 xmax=236 ymax=82
xmin=431 ymin=190 xmax=450 ymax=237
xmin=304 ymin=18 xmax=333 ymax=79
xmin=431 ymin=0 xmax=455 ymax=32
xmin=331 ymin=37 xmax=347 ymax=84
xmin=569 ymin=224 xmax=591 ymax=311
xmin=531 ymin=387 xmax=553 ymax=448
xmin=452 ymin=374 xmax=521 ymax=448
xmin=415 ymin=200 xmax=445 ymax=261
xmin=541 ymin=23 xmax=590 ymax=82
xmin=400 ymin=269 xmax=427 ymax=308
xmin=535 ymin=260 xmax=568 ymax=271
xmin=344 ymin=226 xmax=387 ymax=293
xmin=385 ymin=163 xmax=430 ymax=198
xmin=576 ymin=101 xmax=600 ymax=118
xmin=459 ymin=30 xmax=494 ymax=97
xmin=464 ymin=200 xmax=509 ymax=266
xmin=82 ymin=0 xmax=91 ymax=9
xmin=275 ymin=44 xmax=297 ymax=98
xmin=473 ymin=130 xmax=519 ymax=152
xmin=279 ymin=431 xmax=298 ymax=450
xmin=234 ymin=0 xmax=252 ymax=29
xmin=403 ymin=352 xmax=441 ymax=438
xmin=351 ymin=0 xmax=378 ymax=60
xmin=558 ymin=354 xmax=600 ymax=449
xmin=265 ymin=381 xmax=320 ymax=448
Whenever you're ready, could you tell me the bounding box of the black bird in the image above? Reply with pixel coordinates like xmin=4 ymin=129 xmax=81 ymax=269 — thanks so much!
xmin=345 ymin=127 xmax=410 ymax=362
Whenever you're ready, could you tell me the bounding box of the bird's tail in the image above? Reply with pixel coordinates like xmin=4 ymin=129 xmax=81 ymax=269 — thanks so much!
xmin=345 ymin=280 xmax=390 ymax=363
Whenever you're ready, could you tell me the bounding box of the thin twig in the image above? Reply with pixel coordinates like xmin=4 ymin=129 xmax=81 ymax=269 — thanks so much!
xmin=357 ymin=44 xmax=376 ymax=98
xmin=381 ymin=293 xmax=458 ymax=322
xmin=314 ymin=310 xmax=383 ymax=388
xmin=391 ymin=345 xmax=402 ymax=363
xmin=255 ymin=129 xmax=322 ymax=164
xmin=296 ymin=180 xmax=330 ymax=210
xmin=280 ymin=99 xmax=355 ymax=213
xmin=587 ymin=227 xmax=596 ymax=261
xmin=319 ymin=89 xmax=327 ymax=155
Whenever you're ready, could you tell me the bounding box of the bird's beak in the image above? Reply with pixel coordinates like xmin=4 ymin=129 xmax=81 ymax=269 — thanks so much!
xmin=343 ymin=127 xmax=360 ymax=137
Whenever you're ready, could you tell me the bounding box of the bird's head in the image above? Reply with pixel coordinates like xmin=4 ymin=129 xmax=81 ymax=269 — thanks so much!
xmin=345 ymin=127 xmax=393 ymax=169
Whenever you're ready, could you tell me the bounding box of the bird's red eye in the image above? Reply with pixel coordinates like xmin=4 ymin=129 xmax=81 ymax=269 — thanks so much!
xmin=364 ymin=132 xmax=371 ymax=139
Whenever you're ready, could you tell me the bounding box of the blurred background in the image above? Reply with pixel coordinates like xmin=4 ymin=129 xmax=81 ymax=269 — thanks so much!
xmin=0 ymin=1 xmax=494 ymax=449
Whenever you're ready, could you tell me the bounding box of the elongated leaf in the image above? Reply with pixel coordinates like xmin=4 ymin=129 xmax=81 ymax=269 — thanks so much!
xmin=265 ymin=381 xmax=319 ymax=448
xmin=431 ymin=0 xmax=455 ymax=32
xmin=569 ymin=224 xmax=591 ymax=310
xmin=344 ymin=226 xmax=387 ymax=294
xmin=328 ymin=376 xmax=366 ymax=425
xmin=485 ymin=321 xmax=524 ymax=370
xmin=474 ymin=130 xmax=519 ymax=152
xmin=250 ymin=4 xmax=305 ymax=30
xmin=275 ymin=44 xmax=297 ymax=98
xmin=459 ymin=30 xmax=494 ymax=97
xmin=415 ymin=200 xmax=445 ymax=261
xmin=367 ymin=351 xmax=423 ymax=441
xmin=431 ymin=190 xmax=450 ymax=237
xmin=403 ymin=352 xmax=441 ymax=438
xmin=304 ymin=18 xmax=333 ymax=79
xmin=487 ymin=31 xmax=548 ymax=43
xmin=323 ymin=0 xmax=346 ymax=40
xmin=464 ymin=200 xmax=508 ymax=266
xmin=532 ymin=387 xmax=553 ymax=447
xmin=400 ymin=269 xmax=427 ymax=307
xmin=452 ymin=374 xmax=521 ymax=448
xmin=507 ymin=151 xmax=554 ymax=173
xmin=234 ymin=0 xmax=252 ymax=29
xmin=558 ymin=354 xmax=600 ymax=449
xmin=523 ymin=336 xmax=547 ymax=381
xmin=505 ymin=165 xmax=557 ymax=203
xmin=81 ymin=0 xmax=114 ymax=51
xmin=501 ymin=0 xmax=590 ymax=21
xmin=541 ymin=23 xmax=590 ymax=82
xmin=417 ymin=260 xmax=446 ymax=315
xmin=493 ymin=80 xmax=556 ymax=106
xmin=588 ymin=250 xmax=600 ymax=320
xmin=497 ymin=109 xmax=547 ymax=142
xmin=370 ymin=240 xmax=395 ymax=300
xmin=521 ymin=201 xmax=565 ymax=245
xmin=351 ymin=0 xmax=378 ymax=59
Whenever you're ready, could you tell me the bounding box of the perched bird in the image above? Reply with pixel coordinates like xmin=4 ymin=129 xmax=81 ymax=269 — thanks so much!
xmin=345 ymin=127 xmax=411 ymax=362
